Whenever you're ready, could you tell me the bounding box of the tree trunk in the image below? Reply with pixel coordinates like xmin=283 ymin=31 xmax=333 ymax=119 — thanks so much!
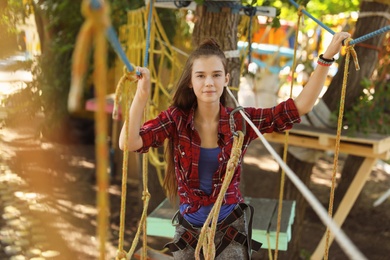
xmin=322 ymin=1 xmax=390 ymax=112
xmin=322 ymin=1 xmax=390 ymax=209
xmin=279 ymin=150 xmax=315 ymax=260
xmin=32 ymin=2 xmax=52 ymax=54
xmin=192 ymin=4 xmax=241 ymax=107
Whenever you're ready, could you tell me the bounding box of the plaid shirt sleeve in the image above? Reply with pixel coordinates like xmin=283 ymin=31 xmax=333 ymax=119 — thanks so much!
xmin=135 ymin=108 xmax=174 ymax=153
xmin=245 ymin=98 xmax=301 ymax=139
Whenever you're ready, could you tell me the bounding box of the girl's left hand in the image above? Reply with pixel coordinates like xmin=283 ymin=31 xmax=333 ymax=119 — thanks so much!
xmin=322 ymin=32 xmax=351 ymax=59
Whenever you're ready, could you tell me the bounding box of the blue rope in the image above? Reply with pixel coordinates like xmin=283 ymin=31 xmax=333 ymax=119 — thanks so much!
xmin=144 ymin=0 xmax=154 ymax=67
xmin=107 ymin=27 xmax=135 ymax=72
xmin=289 ymin=0 xmax=390 ymax=46
xmin=349 ymin=25 xmax=390 ymax=45
xmin=288 ymin=0 xmax=335 ymax=35
xmin=89 ymin=0 xmax=135 ymax=72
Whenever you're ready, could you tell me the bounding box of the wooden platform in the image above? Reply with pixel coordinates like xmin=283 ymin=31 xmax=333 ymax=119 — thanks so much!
xmin=146 ymin=197 xmax=295 ymax=251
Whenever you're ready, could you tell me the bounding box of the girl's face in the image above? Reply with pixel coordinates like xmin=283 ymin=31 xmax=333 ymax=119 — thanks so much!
xmin=190 ymin=55 xmax=229 ymax=106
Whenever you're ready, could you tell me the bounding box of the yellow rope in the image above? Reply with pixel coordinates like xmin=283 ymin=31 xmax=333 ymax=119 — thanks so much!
xmin=323 ymin=38 xmax=359 ymax=260
xmin=194 ymin=131 xmax=245 ymax=260
xmin=70 ymin=1 xmax=111 ymax=259
xmin=120 ymin=101 xmax=152 ymax=260
xmin=115 ymin=70 xmax=137 ymax=260
xmin=141 ymin=106 xmax=151 ymax=259
xmin=273 ymin=6 xmax=304 ymax=260
xmin=266 ymin=232 xmax=273 ymax=260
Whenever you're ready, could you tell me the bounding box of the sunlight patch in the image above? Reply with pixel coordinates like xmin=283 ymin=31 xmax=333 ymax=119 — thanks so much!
xmin=243 ymin=155 xmax=279 ymax=172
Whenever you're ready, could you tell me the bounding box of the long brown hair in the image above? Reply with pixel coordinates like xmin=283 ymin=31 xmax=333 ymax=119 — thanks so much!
xmin=163 ymin=38 xmax=229 ymax=203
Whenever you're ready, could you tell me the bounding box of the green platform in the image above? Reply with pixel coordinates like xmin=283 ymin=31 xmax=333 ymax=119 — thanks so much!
xmin=146 ymin=197 xmax=295 ymax=251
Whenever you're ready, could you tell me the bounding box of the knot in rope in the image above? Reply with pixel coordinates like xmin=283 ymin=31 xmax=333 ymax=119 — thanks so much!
xmin=297 ymin=6 xmax=305 ymax=17
xmin=112 ymin=66 xmax=137 ymax=120
xmin=115 ymin=249 xmax=127 ymax=260
xmin=343 ymin=38 xmax=360 ymax=71
xmin=122 ymin=66 xmax=136 ymax=81
xmin=81 ymin=0 xmax=110 ymax=29
xmin=142 ymin=191 xmax=151 ymax=201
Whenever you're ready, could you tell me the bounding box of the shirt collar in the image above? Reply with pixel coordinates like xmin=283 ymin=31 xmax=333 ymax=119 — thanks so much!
xmin=186 ymin=103 xmax=231 ymax=136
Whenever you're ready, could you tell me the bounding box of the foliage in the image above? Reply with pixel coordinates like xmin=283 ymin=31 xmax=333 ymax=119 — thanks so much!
xmin=342 ymin=47 xmax=390 ymax=136
xmin=0 ymin=0 xmax=26 ymax=31
xmin=279 ymin=0 xmax=359 ymax=31
xmin=1 ymin=78 xmax=42 ymax=129
xmin=0 ymin=0 xmax=25 ymax=57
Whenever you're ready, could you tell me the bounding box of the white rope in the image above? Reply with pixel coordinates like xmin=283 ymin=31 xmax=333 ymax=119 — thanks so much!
xmin=225 ymin=87 xmax=367 ymax=260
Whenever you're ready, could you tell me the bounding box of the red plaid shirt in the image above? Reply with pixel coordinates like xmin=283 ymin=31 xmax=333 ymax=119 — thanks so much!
xmin=136 ymin=98 xmax=300 ymax=214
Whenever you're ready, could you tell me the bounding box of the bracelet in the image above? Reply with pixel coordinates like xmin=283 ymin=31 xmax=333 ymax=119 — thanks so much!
xmin=317 ymin=54 xmax=335 ymax=67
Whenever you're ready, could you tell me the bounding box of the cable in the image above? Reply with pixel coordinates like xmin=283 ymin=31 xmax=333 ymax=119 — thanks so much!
xmin=225 ymin=87 xmax=367 ymax=260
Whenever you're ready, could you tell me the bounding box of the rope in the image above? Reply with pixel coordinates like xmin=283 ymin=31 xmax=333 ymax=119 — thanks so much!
xmin=115 ymin=79 xmax=132 ymax=260
xmin=225 ymin=87 xmax=367 ymax=260
xmin=323 ymin=38 xmax=360 ymax=260
xmin=140 ymin=2 xmax=154 ymax=259
xmin=350 ymin=25 xmax=390 ymax=45
xmin=194 ymin=131 xmax=245 ymax=260
xmin=115 ymin=70 xmax=136 ymax=260
xmin=274 ymin=6 xmax=304 ymax=260
xmin=266 ymin=233 xmax=273 ymax=260
xmin=288 ymin=0 xmax=335 ymax=35
xmin=70 ymin=1 xmax=111 ymax=259
xmin=90 ymin=0 xmax=135 ymax=72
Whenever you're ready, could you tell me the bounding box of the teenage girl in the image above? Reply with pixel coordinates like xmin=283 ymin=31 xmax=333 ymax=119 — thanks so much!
xmin=119 ymin=32 xmax=350 ymax=259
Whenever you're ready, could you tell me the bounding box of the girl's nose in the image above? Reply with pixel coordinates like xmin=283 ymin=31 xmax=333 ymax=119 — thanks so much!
xmin=205 ymin=76 xmax=214 ymax=86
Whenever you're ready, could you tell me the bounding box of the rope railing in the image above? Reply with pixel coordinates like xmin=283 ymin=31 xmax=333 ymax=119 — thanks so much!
xmin=225 ymin=87 xmax=368 ymax=260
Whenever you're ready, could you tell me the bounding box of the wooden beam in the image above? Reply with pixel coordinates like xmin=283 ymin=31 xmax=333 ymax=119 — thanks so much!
xmin=264 ymin=125 xmax=390 ymax=160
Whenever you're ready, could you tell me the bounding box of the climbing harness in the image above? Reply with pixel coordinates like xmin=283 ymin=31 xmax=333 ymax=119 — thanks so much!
xmin=165 ymin=203 xmax=262 ymax=258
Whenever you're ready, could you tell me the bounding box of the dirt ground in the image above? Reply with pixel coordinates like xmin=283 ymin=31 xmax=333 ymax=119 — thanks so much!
xmin=1 ymin=114 xmax=390 ymax=260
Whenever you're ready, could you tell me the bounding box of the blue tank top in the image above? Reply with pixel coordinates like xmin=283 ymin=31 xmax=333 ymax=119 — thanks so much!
xmin=180 ymin=147 xmax=236 ymax=227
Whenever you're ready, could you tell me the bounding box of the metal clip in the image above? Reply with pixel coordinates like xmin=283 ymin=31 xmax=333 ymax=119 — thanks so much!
xmin=229 ymin=106 xmax=246 ymax=136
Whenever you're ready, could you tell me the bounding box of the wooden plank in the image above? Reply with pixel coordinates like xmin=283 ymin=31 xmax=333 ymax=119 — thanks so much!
xmin=147 ymin=199 xmax=176 ymax=239
xmin=311 ymin=157 xmax=377 ymax=260
xmin=265 ymin=130 xmax=390 ymax=160
xmin=248 ymin=197 xmax=295 ymax=250
xmin=146 ymin=197 xmax=295 ymax=251
xmin=292 ymin=124 xmax=389 ymax=143
xmin=269 ymin=200 xmax=295 ymax=237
